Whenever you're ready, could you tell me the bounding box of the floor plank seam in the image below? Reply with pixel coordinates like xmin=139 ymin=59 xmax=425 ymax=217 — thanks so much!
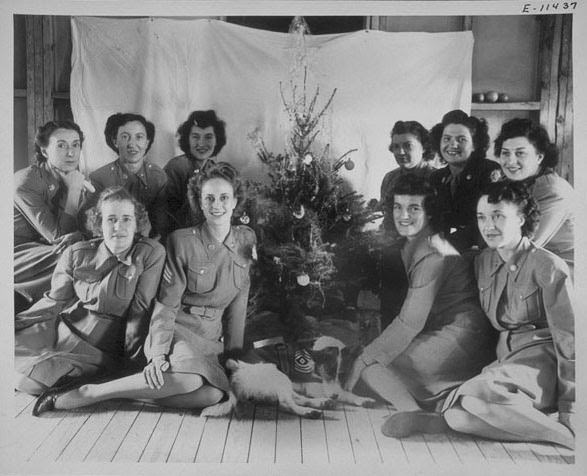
xmin=110 ymin=403 xmax=144 ymax=462
xmin=342 ymin=404 xmax=357 ymax=464
xmin=192 ymin=415 xmax=209 ymax=463
xmin=165 ymin=411 xmax=187 ymax=463
xmin=82 ymin=402 xmax=122 ymax=462
xmin=367 ymin=407 xmax=385 ymax=464
xmin=55 ymin=411 xmax=94 ymax=461
xmin=26 ymin=414 xmax=66 ymax=462
xmin=137 ymin=410 xmax=164 ymax=463
xmin=219 ymin=410 xmax=234 ymax=463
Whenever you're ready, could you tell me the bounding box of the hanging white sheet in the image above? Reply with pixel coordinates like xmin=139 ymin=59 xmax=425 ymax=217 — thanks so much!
xmin=70 ymin=17 xmax=473 ymax=200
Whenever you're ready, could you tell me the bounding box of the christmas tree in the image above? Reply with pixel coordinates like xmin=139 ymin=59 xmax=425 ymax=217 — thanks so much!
xmin=246 ymin=19 xmax=382 ymax=343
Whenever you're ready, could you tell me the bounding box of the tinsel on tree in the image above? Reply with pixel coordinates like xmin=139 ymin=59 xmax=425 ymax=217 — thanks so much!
xmin=246 ymin=20 xmax=382 ymax=341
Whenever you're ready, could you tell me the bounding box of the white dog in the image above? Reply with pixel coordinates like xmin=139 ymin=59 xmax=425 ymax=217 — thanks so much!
xmin=201 ymin=358 xmax=334 ymax=419
xmin=202 ymin=336 xmax=376 ymax=419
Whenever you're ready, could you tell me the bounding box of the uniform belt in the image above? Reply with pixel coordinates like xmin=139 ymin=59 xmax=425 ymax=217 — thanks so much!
xmin=183 ymin=305 xmax=223 ymax=319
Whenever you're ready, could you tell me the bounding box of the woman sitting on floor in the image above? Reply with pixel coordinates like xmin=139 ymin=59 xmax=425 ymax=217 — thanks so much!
xmin=14 ymin=120 xmax=88 ymax=311
xmin=31 ymin=162 xmax=256 ymax=414
xmin=384 ymin=181 xmax=575 ymax=450
xmin=15 ymin=186 xmax=165 ymax=395
xmin=344 ymin=174 xmax=495 ymax=418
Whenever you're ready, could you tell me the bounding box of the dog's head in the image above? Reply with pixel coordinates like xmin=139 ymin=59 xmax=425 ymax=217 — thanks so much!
xmin=310 ymin=336 xmax=363 ymax=398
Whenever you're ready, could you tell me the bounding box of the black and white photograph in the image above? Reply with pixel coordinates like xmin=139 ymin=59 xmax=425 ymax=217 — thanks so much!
xmin=1 ymin=1 xmax=585 ymax=475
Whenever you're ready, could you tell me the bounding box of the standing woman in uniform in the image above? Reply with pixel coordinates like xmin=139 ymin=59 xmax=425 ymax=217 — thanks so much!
xmin=32 ymin=162 xmax=256 ymax=414
xmin=384 ymin=181 xmax=575 ymax=449
xmin=16 ymin=186 xmax=165 ymax=395
xmin=14 ymin=121 xmax=87 ymax=310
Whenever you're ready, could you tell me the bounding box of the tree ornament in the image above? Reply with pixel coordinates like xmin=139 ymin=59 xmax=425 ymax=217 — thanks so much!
xmin=239 ymin=212 xmax=250 ymax=225
xmin=303 ymin=153 xmax=313 ymax=165
xmin=342 ymin=208 xmax=352 ymax=222
xmin=344 ymin=158 xmax=355 ymax=170
xmin=292 ymin=204 xmax=305 ymax=219
xmin=297 ymin=273 xmax=310 ymax=286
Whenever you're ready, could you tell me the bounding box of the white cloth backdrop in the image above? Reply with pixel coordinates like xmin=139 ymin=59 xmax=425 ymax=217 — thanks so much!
xmin=71 ymin=17 xmax=473 ymax=200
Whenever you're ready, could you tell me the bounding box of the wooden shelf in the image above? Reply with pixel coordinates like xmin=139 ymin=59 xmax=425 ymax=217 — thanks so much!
xmin=472 ymin=101 xmax=540 ymax=111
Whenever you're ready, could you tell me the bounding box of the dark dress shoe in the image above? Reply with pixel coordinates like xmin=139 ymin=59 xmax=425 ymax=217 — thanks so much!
xmin=381 ymin=410 xmax=449 ymax=438
xmin=32 ymin=387 xmax=62 ymax=416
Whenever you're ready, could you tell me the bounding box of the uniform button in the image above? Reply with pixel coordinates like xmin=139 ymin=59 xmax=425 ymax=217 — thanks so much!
xmin=509 ymin=264 xmax=517 ymax=272
xmin=208 ymin=244 xmax=215 ymax=250
xmin=122 ymin=174 xmax=128 ymax=180
xmin=199 ymin=270 xmax=205 ymax=275
xmin=466 ymin=174 xmax=472 ymax=180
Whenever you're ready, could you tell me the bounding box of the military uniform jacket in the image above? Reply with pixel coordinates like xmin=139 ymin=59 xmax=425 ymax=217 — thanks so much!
xmin=89 ymin=158 xmax=168 ymax=238
xmin=146 ymin=223 xmax=256 ymax=359
xmin=474 ymin=238 xmax=575 ymax=413
xmin=14 ymin=162 xmax=79 ymax=245
xmin=430 ymin=157 xmax=501 ymax=251
xmin=16 ymin=237 xmax=166 ymax=362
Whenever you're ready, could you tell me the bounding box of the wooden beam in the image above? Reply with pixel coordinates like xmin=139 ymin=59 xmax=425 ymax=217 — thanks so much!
xmin=538 ymin=15 xmax=562 ymax=141
xmin=25 ymin=15 xmax=55 ymax=164
xmin=557 ymin=15 xmax=573 ymax=184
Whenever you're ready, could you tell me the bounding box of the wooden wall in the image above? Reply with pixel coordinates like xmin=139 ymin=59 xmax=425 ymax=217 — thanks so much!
xmin=12 ymin=15 xmax=574 ymax=184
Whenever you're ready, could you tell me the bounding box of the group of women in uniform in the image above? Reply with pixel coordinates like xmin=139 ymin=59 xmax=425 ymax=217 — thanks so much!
xmin=13 ymin=108 xmax=575 ymax=450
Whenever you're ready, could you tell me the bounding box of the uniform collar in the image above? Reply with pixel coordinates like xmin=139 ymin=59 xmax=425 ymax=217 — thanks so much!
xmin=488 ymin=236 xmax=532 ymax=278
xmin=39 ymin=162 xmax=64 ymax=193
xmin=115 ymin=158 xmax=149 ymax=186
xmin=95 ymin=239 xmax=134 ymax=268
xmin=401 ymin=227 xmax=435 ymax=267
xmin=200 ymin=222 xmax=237 ymax=254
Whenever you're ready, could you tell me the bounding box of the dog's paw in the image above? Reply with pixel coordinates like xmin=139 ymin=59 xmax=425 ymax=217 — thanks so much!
xmin=359 ymin=398 xmax=377 ymax=408
xmin=305 ymin=410 xmax=323 ymax=419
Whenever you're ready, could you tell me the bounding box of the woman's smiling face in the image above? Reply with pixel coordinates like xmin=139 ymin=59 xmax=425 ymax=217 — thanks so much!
xmin=393 ymin=194 xmax=429 ymax=240
xmin=389 ymin=133 xmax=424 ymax=170
xmin=476 ymin=195 xmax=524 ymax=251
xmin=189 ymin=125 xmax=217 ymax=160
xmin=440 ymin=123 xmax=475 ymax=166
xmin=200 ymin=177 xmax=237 ymax=227
xmin=498 ymin=136 xmax=543 ymax=181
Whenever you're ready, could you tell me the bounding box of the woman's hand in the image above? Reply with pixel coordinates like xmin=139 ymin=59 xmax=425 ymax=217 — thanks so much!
xmin=559 ymin=412 xmax=575 ymax=435
xmin=52 ymin=231 xmax=83 ymax=254
xmin=56 ymin=169 xmax=86 ymax=192
xmin=344 ymin=356 xmax=368 ymax=392
xmin=143 ymin=355 xmax=170 ymax=389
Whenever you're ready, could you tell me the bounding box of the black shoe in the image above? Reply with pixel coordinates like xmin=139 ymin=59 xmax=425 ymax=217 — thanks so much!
xmin=32 ymin=387 xmax=63 ymax=417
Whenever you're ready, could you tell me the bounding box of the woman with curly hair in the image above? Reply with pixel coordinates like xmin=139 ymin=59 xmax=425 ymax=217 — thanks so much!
xmin=494 ymin=118 xmax=574 ymax=268
xmin=429 ymin=109 xmax=501 ymax=252
xmin=345 ymin=174 xmax=495 ymax=418
xmin=15 ymin=186 xmax=165 ymax=395
xmin=31 ymin=162 xmax=256 ymax=414
xmin=89 ymin=112 xmax=168 ymax=240
xmin=383 ymin=181 xmax=575 ymax=449
xmin=14 ymin=120 xmax=88 ymax=309
xmin=164 ymin=110 xmax=227 ymax=231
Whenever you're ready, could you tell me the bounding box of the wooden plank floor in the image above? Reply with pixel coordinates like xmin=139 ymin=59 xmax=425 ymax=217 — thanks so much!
xmin=0 ymin=390 xmax=574 ymax=469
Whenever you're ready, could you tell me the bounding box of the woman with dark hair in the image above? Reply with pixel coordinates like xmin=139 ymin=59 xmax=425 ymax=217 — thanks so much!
xmin=14 ymin=120 xmax=88 ymax=309
xmin=379 ymin=120 xmax=437 ymax=327
xmin=384 ymin=181 xmax=575 ymax=449
xmin=345 ymin=174 xmax=495 ymax=421
xmin=380 ymin=120 xmax=436 ymax=228
xmin=429 ymin=109 xmax=501 ymax=252
xmin=494 ymin=118 xmax=574 ymax=268
xmin=89 ymin=112 xmax=168 ymax=240
xmin=31 ymin=162 xmax=256 ymax=414
xmin=165 ymin=110 xmax=227 ymax=232
xmin=15 ymin=186 xmax=165 ymax=395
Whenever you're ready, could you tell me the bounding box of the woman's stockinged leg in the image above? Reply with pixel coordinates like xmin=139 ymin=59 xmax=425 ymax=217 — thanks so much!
xmin=53 ymin=372 xmax=205 ymax=410
xmin=360 ymin=363 xmax=420 ymax=411
xmin=155 ymin=385 xmax=224 ymax=409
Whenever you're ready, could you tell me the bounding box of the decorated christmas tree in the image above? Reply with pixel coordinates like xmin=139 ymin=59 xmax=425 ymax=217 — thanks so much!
xmin=246 ymin=18 xmax=382 ymax=343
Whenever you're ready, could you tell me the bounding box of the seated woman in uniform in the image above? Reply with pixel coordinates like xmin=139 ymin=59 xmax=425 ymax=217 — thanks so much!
xmin=31 ymin=162 xmax=256 ymax=414
xmin=379 ymin=120 xmax=436 ymax=328
xmin=15 ymin=186 xmax=165 ymax=395
xmin=494 ymin=118 xmax=574 ymax=270
xmin=384 ymin=181 xmax=575 ymax=449
xmin=14 ymin=120 xmax=88 ymax=311
xmin=89 ymin=113 xmax=168 ymax=240
xmin=165 ymin=110 xmax=227 ymax=232
xmin=345 ymin=174 xmax=495 ymax=423
xmin=429 ymin=110 xmax=501 ymax=252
